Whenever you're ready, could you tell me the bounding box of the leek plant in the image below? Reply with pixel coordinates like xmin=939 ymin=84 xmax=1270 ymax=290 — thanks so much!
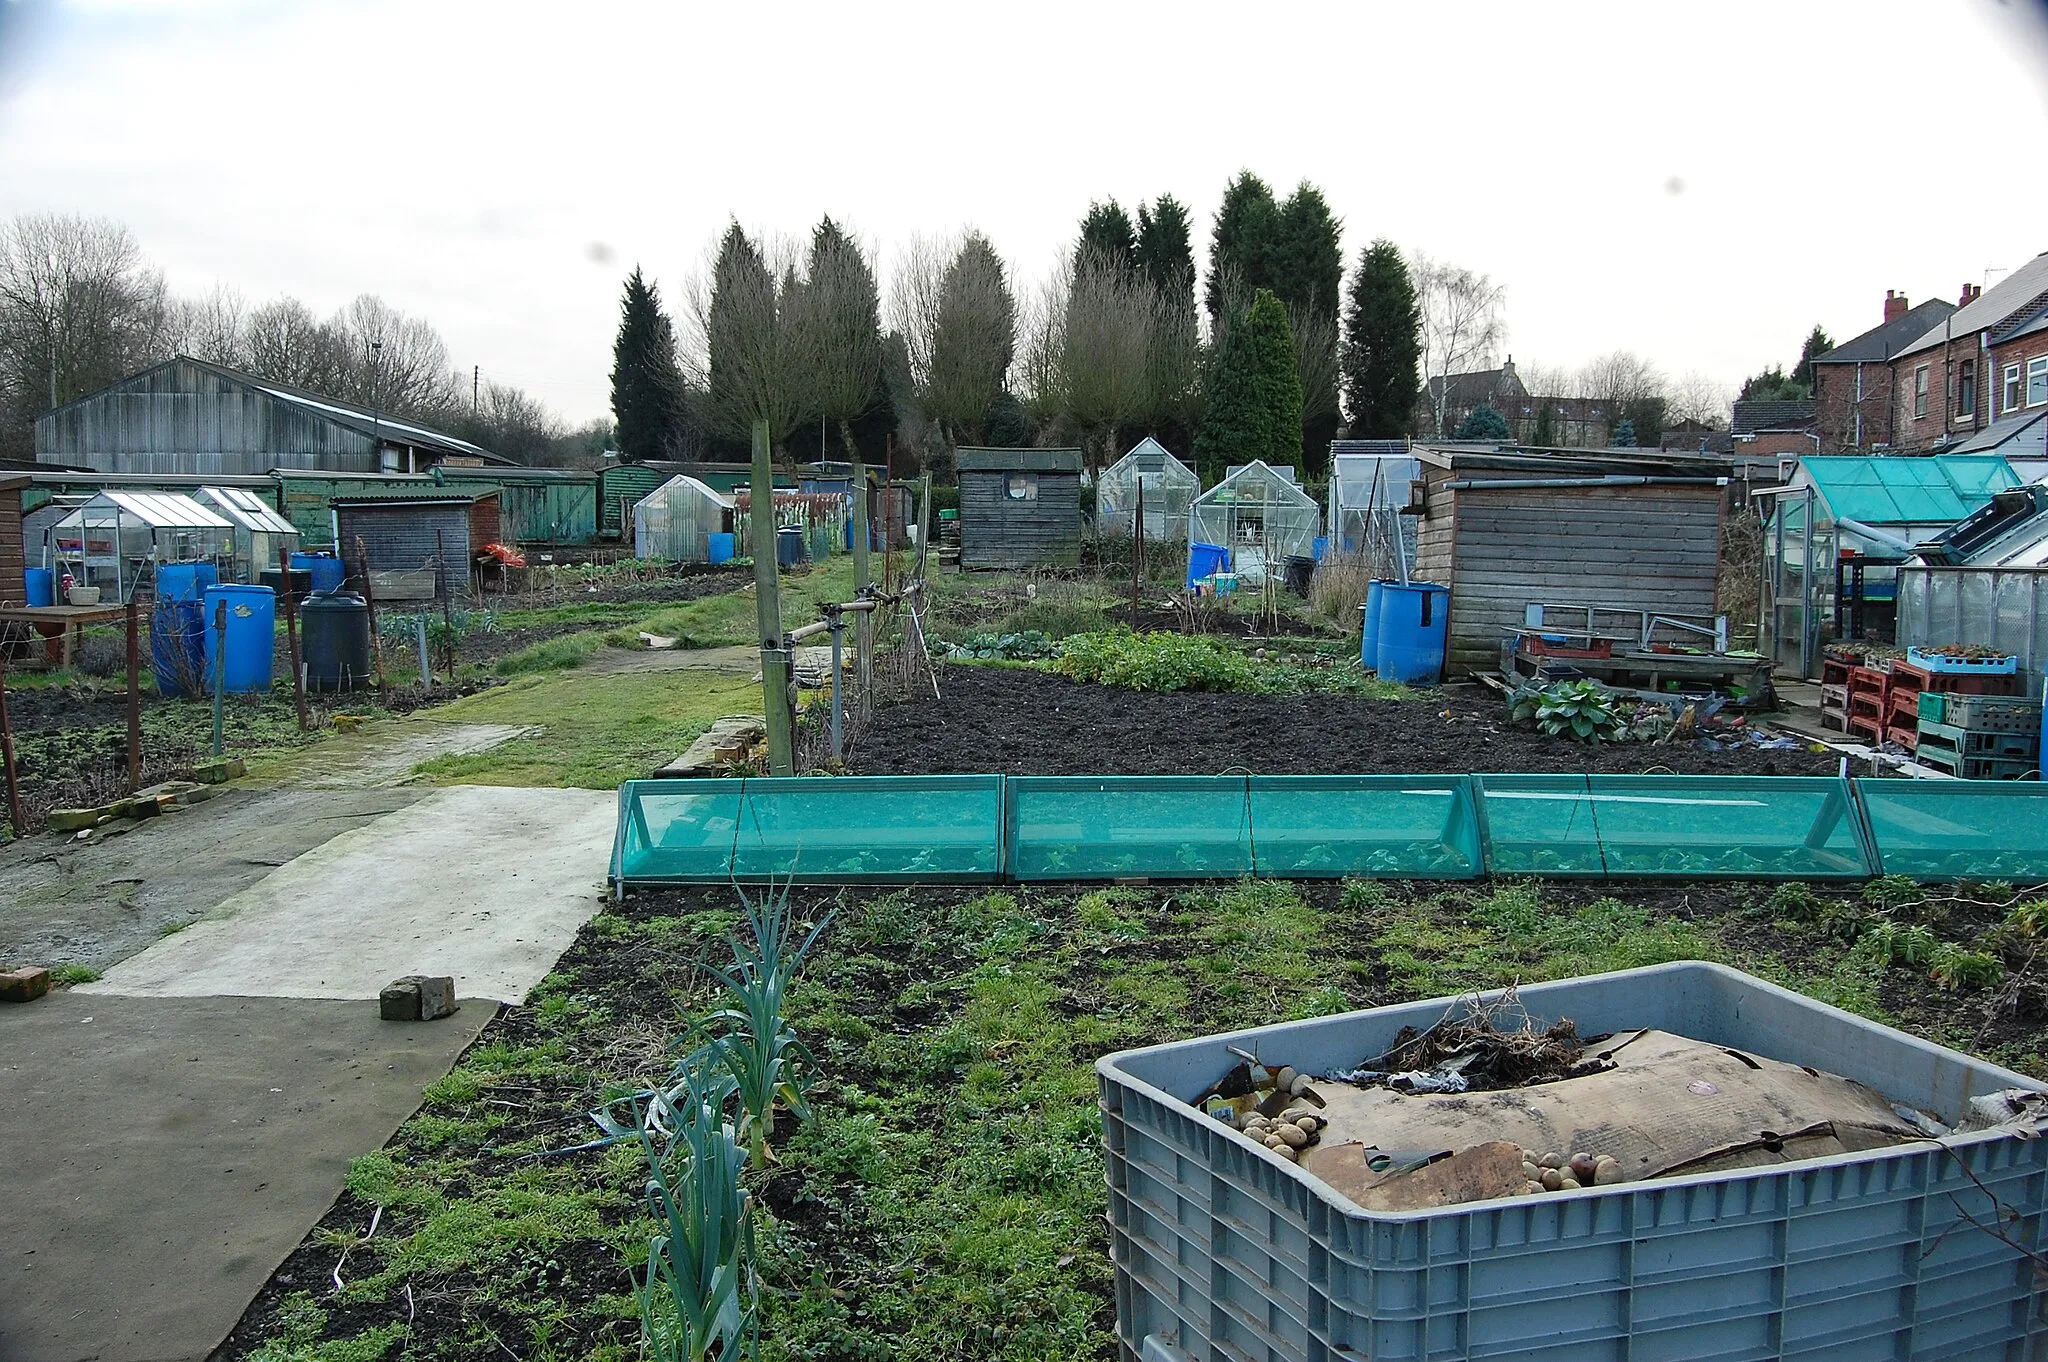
xmin=636 ymin=1077 xmax=758 ymax=1362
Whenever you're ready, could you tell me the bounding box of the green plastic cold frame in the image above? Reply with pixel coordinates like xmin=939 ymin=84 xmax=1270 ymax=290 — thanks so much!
xmin=1002 ymin=775 xmax=1481 ymax=881
xmin=1855 ymin=780 xmax=2048 ymax=882
xmin=610 ymin=774 xmax=2037 ymax=888
xmin=1476 ymin=774 xmax=1875 ymax=879
xmin=612 ymin=776 xmax=1005 ymax=883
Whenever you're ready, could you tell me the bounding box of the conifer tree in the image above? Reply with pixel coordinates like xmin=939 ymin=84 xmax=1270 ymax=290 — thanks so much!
xmin=1340 ymin=240 xmax=1421 ymax=440
xmin=1193 ymin=288 xmax=1301 ymax=481
xmin=609 ymin=266 xmax=685 ymax=461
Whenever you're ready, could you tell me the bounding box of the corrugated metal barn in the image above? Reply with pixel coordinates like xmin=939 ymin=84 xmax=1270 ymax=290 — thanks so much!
xmin=1411 ymin=447 xmax=1730 ymax=676
xmin=955 ymin=447 xmax=1084 ymax=570
xmin=35 ymin=356 xmax=514 ymax=477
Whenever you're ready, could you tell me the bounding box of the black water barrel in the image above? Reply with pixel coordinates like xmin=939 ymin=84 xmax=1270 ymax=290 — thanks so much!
xmin=300 ymin=590 xmax=373 ymax=691
xmin=1283 ymin=555 xmax=1316 ymax=597
xmin=259 ymin=567 xmax=313 ymax=605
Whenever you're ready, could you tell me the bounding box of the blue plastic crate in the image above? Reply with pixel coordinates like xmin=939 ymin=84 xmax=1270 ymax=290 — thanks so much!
xmin=1100 ymin=963 xmax=2048 ymax=1362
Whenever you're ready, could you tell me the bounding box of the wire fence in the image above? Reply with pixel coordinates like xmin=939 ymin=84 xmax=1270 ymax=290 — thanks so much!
xmin=791 ymin=588 xmax=941 ymax=773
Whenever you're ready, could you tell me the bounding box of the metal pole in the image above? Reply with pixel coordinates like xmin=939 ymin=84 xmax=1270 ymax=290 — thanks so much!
xmin=827 ymin=607 xmax=845 ymax=763
xmin=210 ymin=600 xmax=226 ymax=757
xmin=750 ymin=419 xmax=794 ymax=776
xmin=124 ymin=598 xmax=140 ymax=794
xmin=1800 ymin=486 xmax=1816 ymax=680
xmin=355 ymin=535 xmax=388 ymax=692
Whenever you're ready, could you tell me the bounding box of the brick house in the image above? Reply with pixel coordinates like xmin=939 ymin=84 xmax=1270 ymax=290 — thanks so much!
xmin=1420 ymin=356 xmax=1616 ymax=446
xmin=1890 ymin=253 xmax=2048 ymax=452
xmin=1810 ymin=291 xmax=1955 ymax=451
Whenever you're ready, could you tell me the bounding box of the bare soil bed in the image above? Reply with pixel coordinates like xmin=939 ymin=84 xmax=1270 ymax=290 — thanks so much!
xmin=850 ymin=664 xmax=1840 ymax=777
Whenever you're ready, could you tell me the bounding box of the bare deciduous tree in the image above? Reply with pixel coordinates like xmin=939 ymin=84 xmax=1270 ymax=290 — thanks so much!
xmin=792 ymin=220 xmax=883 ymax=462
xmin=914 ymin=232 xmax=1015 ymax=449
xmin=168 ymin=284 xmax=249 ymax=368
xmin=1291 ymin=305 xmax=1340 ymax=431
xmin=1413 ymin=252 xmax=1507 ymax=437
xmin=1666 ymin=371 xmax=1733 ymax=429
xmin=1058 ymin=245 xmax=1154 ymax=471
xmin=683 ymin=225 xmax=807 ymax=443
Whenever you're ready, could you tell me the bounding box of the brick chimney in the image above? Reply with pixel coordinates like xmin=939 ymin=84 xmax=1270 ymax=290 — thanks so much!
xmin=1961 ymin=282 xmax=1982 ymax=307
xmin=1884 ymin=290 xmax=1907 ymax=322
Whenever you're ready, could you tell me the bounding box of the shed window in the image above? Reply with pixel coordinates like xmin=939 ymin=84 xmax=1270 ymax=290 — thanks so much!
xmin=2029 ymin=356 xmax=2048 ymax=407
xmin=2005 ymin=364 xmax=2022 ymax=412
xmin=1912 ymin=365 xmax=1929 ymax=417
xmin=1005 ymin=472 xmax=1039 ymax=501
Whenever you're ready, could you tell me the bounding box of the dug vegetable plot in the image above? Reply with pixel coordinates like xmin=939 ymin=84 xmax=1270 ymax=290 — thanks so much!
xmin=216 ymin=874 xmax=2048 ymax=1362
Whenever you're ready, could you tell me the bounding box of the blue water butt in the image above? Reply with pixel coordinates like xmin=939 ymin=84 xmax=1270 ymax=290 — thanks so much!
xmin=707 ymin=532 xmax=736 ymax=564
xmin=200 ymin=584 xmax=276 ymax=694
xmin=155 ymin=561 xmax=218 ymax=603
xmin=290 ymin=552 xmax=347 ymax=594
xmin=1374 ymin=582 xmax=1451 ymax=685
xmin=1360 ymin=580 xmax=1388 ymax=671
xmin=776 ymin=526 xmax=805 ymax=568
xmin=1187 ymin=542 xmax=1230 ymax=588
xmin=23 ymin=567 xmax=54 ymax=607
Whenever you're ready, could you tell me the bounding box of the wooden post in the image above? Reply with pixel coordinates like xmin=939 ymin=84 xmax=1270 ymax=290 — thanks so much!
xmin=281 ymin=579 xmax=311 ymax=731
xmin=355 ymin=535 xmax=388 ymax=692
xmin=435 ymin=529 xmax=456 ymax=682
xmin=882 ymin=433 xmax=895 ymax=597
xmin=848 ymin=425 xmax=872 ymax=596
xmin=124 ymin=598 xmax=141 ymax=794
xmin=750 ymin=420 xmax=794 ymax=776
xmin=0 ymin=656 xmax=26 ymax=838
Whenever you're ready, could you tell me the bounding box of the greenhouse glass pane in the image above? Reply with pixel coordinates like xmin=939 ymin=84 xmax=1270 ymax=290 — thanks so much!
xmin=1856 ymin=780 xmax=2048 ymax=882
xmin=1248 ymin=776 xmax=1481 ymax=879
xmin=614 ymin=776 xmax=1004 ymax=883
xmin=1479 ymin=775 xmax=1871 ymax=878
xmin=1007 ymin=776 xmax=1253 ymax=880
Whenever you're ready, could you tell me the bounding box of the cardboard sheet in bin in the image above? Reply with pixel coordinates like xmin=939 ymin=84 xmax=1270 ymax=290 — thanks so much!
xmin=1302 ymin=1029 xmax=1915 ymax=1210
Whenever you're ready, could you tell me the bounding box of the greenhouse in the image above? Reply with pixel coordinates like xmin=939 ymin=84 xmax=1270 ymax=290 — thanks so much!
xmin=1096 ymin=437 xmax=1198 ymax=542
xmin=633 ymin=475 xmax=735 ymax=563
xmin=195 ymin=485 xmax=301 ymax=580
xmin=45 ymin=490 xmax=235 ymax=598
xmin=1186 ymin=459 xmax=1320 ymax=584
xmin=1327 ymin=440 xmax=1420 ymax=577
xmin=1757 ymin=453 xmax=2019 ymax=676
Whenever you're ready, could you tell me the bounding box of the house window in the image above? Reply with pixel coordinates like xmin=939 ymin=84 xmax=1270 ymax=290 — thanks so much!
xmin=1913 ymin=364 xmax=1929 ymax=417
xmin=2029 ymin=356 xmax=2048 ymax=407
xmin=2005 ymin=364 xmax=2022 ymax=412
xmin=1005 ymin=472 xmax=1038 ymax=501
xmin=1957 ymin=359 xmax=1975 ymax=418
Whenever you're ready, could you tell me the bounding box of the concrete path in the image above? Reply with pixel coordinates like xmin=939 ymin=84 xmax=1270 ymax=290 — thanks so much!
xmin=250 ymin=717 xmax=537 ymax=789
xmin=78 ymin=785 xmax=615 ymax=1004
xmin=581 ymin=641 xmax=758 ymax=675
xmin=0 ymin=991 xmax=487 ymax=1362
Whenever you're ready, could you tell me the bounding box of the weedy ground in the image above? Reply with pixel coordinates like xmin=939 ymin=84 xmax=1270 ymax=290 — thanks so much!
xmin=216 ymin=874 xmax=2047 ymax=1362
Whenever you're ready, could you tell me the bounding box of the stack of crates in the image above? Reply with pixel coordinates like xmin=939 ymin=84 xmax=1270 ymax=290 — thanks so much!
xmin=1885 ymin=663 xmax=1925 ymax=750
xmin=1844 ymin=664 xmax=1890 ymax=741
xmin=1916 ymin=689 xmax=2041 ymax=779
xmin=1818 ymin=654 xmax=1853 ymax=731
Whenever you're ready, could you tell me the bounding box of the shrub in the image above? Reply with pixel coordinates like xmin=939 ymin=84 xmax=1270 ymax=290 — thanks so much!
xmin=73 ymin=632 xmax=127 ymax=679
xmin=1929 ymin=943 xmax=2004 ymax=992
xmin=1864 ymin=921 xmax=1938 ymax=968
xmin=1053 ymin=629 xmax=1258 ymax=693
xmin=1308 ymin=553 xmax=1374 ymax=627
xmin=2004 ymin=900 xmax=2048 ymax=938
xmin=1860 ymin=875 xmax=1923 ymax=912
xmin=1509 ymin=679 xmax=1629 ymax=743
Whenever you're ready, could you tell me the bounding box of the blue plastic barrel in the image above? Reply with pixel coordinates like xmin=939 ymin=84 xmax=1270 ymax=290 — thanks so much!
xmin=707 ymin=532 xmax=736 ymax=564
xmin=1187 ymin=542 xmax=1230 ymax=588
xmin=776 ymin=526 xmax=804 ymax=568
xmin=290 ymin=552 xmax=347 ymax=594
xmin=1374 ymin=582 xmax=1450 ymax=685
xmin=23 ymin=567 xmax=54 ymax=606
xmin=200 ymin=584 xmax=276 ymax=694
xmin=1360 ymin=580 xmax=1387 ymax=671
xmin=1312 ymin=536 xmax=1329 ymax=563
xmin=155 ymin=561 xmax=218 ymax=603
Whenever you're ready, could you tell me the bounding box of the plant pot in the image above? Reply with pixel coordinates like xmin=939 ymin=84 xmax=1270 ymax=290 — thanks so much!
xmin=67 ymin=586 xmax=101 ymax=606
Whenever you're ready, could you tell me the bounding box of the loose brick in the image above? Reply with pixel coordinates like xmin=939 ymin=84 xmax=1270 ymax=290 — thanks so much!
xmin=378 ymin=976 xmax=422 ymax=1021
xmin=417 ymin=976 xmax=459 ymax=1021
xmin=1 ymin=966 xmax=51 ymax=1004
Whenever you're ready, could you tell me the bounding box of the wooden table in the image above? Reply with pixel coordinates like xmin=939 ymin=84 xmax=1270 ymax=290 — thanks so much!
xmin=0 ymin=603 xmax=131 ymax=669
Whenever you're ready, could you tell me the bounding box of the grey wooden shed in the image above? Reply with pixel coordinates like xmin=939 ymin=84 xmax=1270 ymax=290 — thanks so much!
xmin=955 ymin=448 xmax=1084 ymax=570
xmin=1411 ymin=446 xmax=1730 ymax=676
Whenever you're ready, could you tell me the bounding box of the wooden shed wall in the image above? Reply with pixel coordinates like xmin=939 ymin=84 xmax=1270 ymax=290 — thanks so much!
xmin=1422 ymin=473 xmax=1725 ymax=676
xmin=958 ymin=470 xmax=1081 ymax=569
xmin=0 ymin=486 xmax=24 ymax=605
xmin=334 ymin=504 xmax=472 ymax=598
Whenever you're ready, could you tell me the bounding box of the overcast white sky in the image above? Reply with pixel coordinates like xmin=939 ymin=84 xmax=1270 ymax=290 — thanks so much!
xmin=4 ymin=0 xmax=2047 ymax=427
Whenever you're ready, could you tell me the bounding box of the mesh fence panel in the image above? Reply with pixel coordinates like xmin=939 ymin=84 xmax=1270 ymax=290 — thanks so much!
xmin=1478 ymin=775 xmax=1873 ymax=879
xmin=1007 ymin=777 xmax=1256 ymax=881
xmin=1857 ymin=782 xmax=2048 ymax=882
xmin=1248 ymin=776 xmax=1481 ymax=879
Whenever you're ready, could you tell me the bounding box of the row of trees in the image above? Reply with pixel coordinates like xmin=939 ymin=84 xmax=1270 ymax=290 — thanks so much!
xmin=0 ymin=213 xmax=607 ymax=464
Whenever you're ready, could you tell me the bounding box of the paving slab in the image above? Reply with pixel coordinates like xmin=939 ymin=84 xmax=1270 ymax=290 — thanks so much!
xmin=78 ymin=785 xmax=614 ymax=1004
xmin=0 ymin=991 xmax=488 ymax=1362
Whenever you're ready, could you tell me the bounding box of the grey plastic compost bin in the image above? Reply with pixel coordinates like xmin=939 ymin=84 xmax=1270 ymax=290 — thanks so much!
xmin=1098 ymin=961 xmax=2048 ymax=1362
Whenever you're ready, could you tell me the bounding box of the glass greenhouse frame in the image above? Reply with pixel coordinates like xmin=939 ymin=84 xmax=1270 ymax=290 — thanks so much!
xmin=195 ymin=485 xmax=301 ymax=580
xmin=633 ymin=475 xmax=734 ymax=563
xmin=1097 ymin=438 xmax=1199 ymax=541
xmin=46 ymin=491 xmax=236 ymax=599
xmin=1328 ymin=446 xmax=1420 ymax=578
xmin=1187 ymin=460 xmax=1320 ymax=584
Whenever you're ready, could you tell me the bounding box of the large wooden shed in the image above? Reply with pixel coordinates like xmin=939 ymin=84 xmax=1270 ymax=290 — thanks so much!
xmin=955 ymin=448 xmax=1084 ymax=570
xmin=1410 ymin=447 xmax=1730 ymax=676
xmin=0 ymin=474 xmax=27 ymax=605
xmin=331 ymin=491 xmax=499 ymax=601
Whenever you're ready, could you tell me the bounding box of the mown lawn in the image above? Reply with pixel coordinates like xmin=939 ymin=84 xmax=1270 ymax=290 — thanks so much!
xmin=218 ymin=873 xmax=2042 ymax=1361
